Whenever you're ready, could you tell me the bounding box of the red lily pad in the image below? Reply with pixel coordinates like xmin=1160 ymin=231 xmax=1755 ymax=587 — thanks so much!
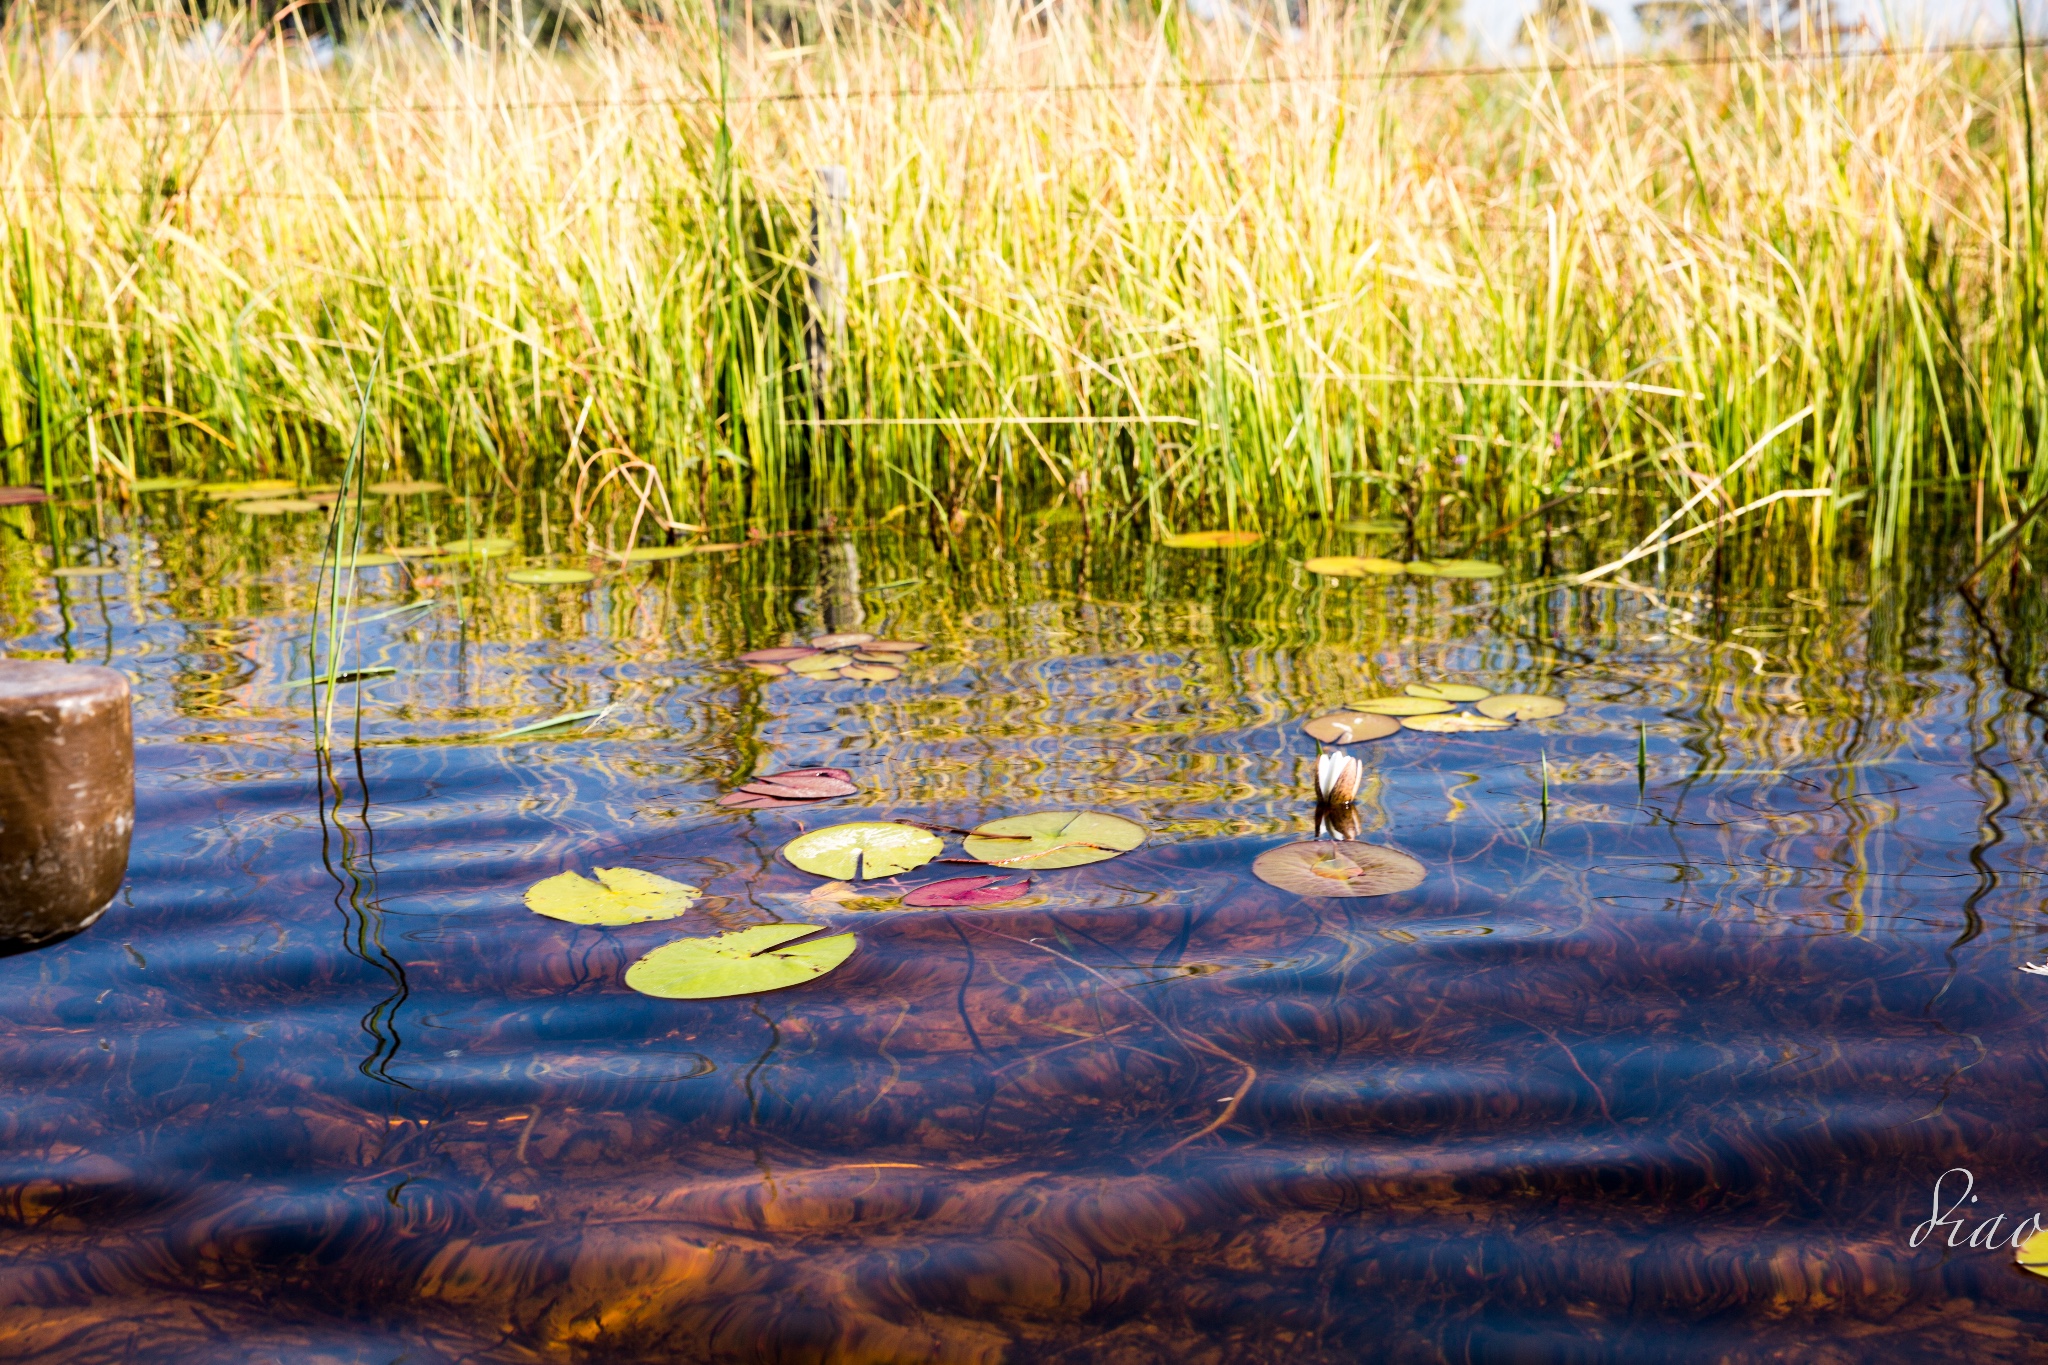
xmin=902 ymin=875 xmax=1033 ymax=908
xmin=716 ymin=767 xmax=857 ymax=808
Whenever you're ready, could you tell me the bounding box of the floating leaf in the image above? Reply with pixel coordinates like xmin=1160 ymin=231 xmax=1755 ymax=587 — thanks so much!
xmin=1354 ymin=696 xmax=1453 ymax=716
xmin=1407 ymin=559 xmax=1506 ymax=579
xmin=322 ymin=552 xmax=402 ymax=569
xmin=785 ymin=822 xmax=944 ymax=879
xmin=1477 ymin=693 xmax=1568 ymax=720
xmin=842 ymin=664 xmax=901 ymax=682
xmin=130 ymin=476 xmax=196 ymax=494
xmin=388 ymin=544 xmax=449 ymax=558
xmin=283 ymin=665 xmax=398 ymax=689
xmin=0 ymin=486 xmax=49 ymax=506
xmin=1252 ymin=842 xmax=1426 ymax=898
xmin=236 ymin=498 xmax=320 ymax=515
xmin=812 ymin=632 xmax=874 ymax=649
xmin=1301 ymin=710 xmax=1400 ymax=744
xmin=864 ymin=640 xmax=928 ymax=652
xmin=962 ymin=811 xmax=1147 ymax=870
xmin=507 ymin=567 xmax=596 ymax=585
xmin=1303 ymin=555 xmax=1408 ymax=578
xmin=1342 ymin=519 xmax=1407 ymax=533
xmin=203 ymin=480 xmax=296 ymax=501
xmin=1162 ymin=530 xmax=1262 ymax=549
xmin=718 ymin=769 xmax=859 ymax=809
xmin=623 ymin=544 xmax=701 ymax=561
xmin=526 ymin=866 xmax=700 ymax=926
xmin=854 ymin=649 xmax=908 ymax=663
xmin=741 ymin=647 xmax=819 ymax=664
xmin=369 ymin=480 xmax=445 ymax=495
xmin=51 ymin=565 xmax=117 ymax=578
xmin=625 ymin=924 xmax=857 ymax=1000
xmin=1401 ymin=712 xmax=1513 ymax=733
xmin=692 ymin=542 xmax=746 ymax=553
xmin=2020 ymin=1226 xmax=2048 ymax=1279
xmin=1406 ymin=682 xmax=1491 ymax=702
xmin=491 ymin=706 xmax=609 ymax=739
xmin=902 ymin=875 xmax=1032 ymax=908
xmin=788 ymin=652 xmax=852 ymax=674
xmin=746 ymin=662 xmax=788 ymax=677
xmin=438 ymin=537 xmax=516 ymax=558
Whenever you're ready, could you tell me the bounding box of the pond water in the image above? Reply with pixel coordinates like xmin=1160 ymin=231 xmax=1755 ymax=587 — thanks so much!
xmin=3 ymin=500 xmax=2047 ymax=1362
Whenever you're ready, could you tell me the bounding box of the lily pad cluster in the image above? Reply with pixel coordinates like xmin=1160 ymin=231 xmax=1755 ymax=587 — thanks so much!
xmin=1305 ymin=684 xmax=1568 ymax=740
xmin=739 ymin=633 xmax=929 ymax=684
xmin=783 ymin=811 xmax=1146 ymax=878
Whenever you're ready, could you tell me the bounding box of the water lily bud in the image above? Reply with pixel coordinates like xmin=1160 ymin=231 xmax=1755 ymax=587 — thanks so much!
xmin=1316 ymin=751 xmax=1364 ymax=806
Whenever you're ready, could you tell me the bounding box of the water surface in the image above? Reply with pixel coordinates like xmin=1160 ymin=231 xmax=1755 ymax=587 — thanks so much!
xmin=3 ymin=503 xmax=2046 ymax=1362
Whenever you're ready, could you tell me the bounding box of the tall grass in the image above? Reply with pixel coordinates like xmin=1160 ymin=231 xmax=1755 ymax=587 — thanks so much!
xmin=2 ymin=1 xmax=2045 ymax=552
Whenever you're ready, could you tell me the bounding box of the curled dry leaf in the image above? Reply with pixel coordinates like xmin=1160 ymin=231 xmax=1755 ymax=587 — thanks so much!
xmin=842 ymin=664 xmax=902 ymax=682
xmin=507 ymin=568 xmax=596 ymax=585
xmin=812 ymin=632 xmax=874 ymax=649
xmin=1406 ymin=682 xmax=1492 ymax=702
xmin=1477 ymin=693 xmax=1568 ymax=720
xmin=789 ymin=653 xmax=852 ymax=674
xmin=902 ymin=875 xmax=1033 ymax=908
xmin=1303 ymin=556 xmax=1407 ymax=578
xmin=962 ymin=811 xmax=1147 ymax=870
xmin=625 ymin=924 xmax=857 ymax=1000
xmin=527 ymin=867 xmax=700 ymax=926
xmin=1252 ymin=842 xmax=1426 ymax=898
xmin=1302 ymin=710 xmax=1400 ymax=744
xmin=740 ymin=647 xmax=819 ymax=664
xmin=1354 ymin=696 xmax=1453 ymax=716
xmin=784 ymin=822 xmax=944 ymax=879
xmin=1162 ymin=530 xmax=1263 ymax=549
xmin=1401 ymin=712 xmax=1513 ymax=733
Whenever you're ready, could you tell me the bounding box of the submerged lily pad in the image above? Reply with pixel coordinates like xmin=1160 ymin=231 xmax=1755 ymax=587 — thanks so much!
xmin=962 ymin=811 xmax=1147 ymax=870
xmin=507 ymin=567 xmax=596 ymax=585
xmin=526 ymin=866 xmax=700 ymax=926
xmin=1162 ymin=530 xmax=1262 ymax=549
xmin=1477 ymin=693 xmax=1569 ymax=720
xmin=1304 ymin=555 xmax=1407 ymax=578
xmin=1407 ymin=559 xmax=1506 ymax=579
xmin=625 ymin=924 xmax=857 ymax=1000
xmin=1252 ymin=842 xmax=1426 ymax=898
xmin=1301 ymin=711 xmax=1400 ymax=744
xmin=1406 ymin=682 xmax=1492 ymax=702
xmin=282 ymin=665 xmax=398 ymax=689
xmin=1401 ymin=712 xmax=1513 ymax=733
xmin=130 ymin=476 xmax=196 ymax=494
xmin=785 ymin=822 xmax=944 ymax=879
xmin=1354 ymin=696 xmax=1453 ymax=716
xmin=368 ymin=479 xmax=445 ymax=495
xmin=902 ymin=875 xmax=1033 ymax=908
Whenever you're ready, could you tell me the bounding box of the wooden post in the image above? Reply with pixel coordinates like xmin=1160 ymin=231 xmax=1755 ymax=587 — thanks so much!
xmin=807 ymin=165 xmax=850 ymax=406
xmin=0 ymin=662 xmax=132 ymax=946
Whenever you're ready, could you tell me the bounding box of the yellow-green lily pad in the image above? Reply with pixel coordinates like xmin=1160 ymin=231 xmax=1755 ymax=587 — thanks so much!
xmin=369 ymin=479 xmax=445 ymax=495
xmin=507 ymin=567 xmax=596 ymax=585
xmin=625 ymin=924 xmax=857 ymax=999
xmin=962 ymin=811 xmax=1147 ymax=870
xmin=438 ymin=537 xmax=516 ymax=558
xmin=1401 ymin=712 xmax=1513 ymax=733
xmin=1477 ymin=693 xmax=1568 ymax=720
xmin=1304 ymin=555 xmax=1407 ymax=578
xmin=1408 ymin=559 xmax=1506 ymax=579
xmin=526 ymin=866 xmax=700 ymax=925
xmin=784 ymin=822 xmax=943 ymax=879
xmin=1162 ymin=530 xmax=1262 ymax=549
xmin=130 ymin=476 xmax=196 ymax=494
xmin=1406 ymin=682 xmax=1491 ymax=702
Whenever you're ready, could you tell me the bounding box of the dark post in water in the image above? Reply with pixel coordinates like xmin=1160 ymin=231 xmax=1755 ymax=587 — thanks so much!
xmin=0 ymin=662 xmax=133 ymax=946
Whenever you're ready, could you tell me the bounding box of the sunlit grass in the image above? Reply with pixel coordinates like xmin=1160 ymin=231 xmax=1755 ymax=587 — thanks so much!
xmin=1 ymin=2 xmax=2044 ymax=555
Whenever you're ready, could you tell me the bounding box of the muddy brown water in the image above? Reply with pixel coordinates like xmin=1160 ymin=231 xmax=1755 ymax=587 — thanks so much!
xmin=2 ymin=506 xmax=2047 ymax=1362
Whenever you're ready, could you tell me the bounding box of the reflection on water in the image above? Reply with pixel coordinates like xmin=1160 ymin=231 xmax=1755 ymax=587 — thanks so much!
xmin=3 ymin=500 xmax=2048 ymax=1361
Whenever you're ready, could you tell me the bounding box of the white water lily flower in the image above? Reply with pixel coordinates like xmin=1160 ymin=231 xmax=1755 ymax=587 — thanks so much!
xmin=1316 ymin=752 xmax=1364 ymax=806
xmin=2021 ymin=963 xmax=2048 ymax=976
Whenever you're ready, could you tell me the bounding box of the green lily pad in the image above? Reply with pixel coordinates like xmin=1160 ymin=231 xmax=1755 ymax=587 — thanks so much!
xmin=784 ymin=822 xmax=943 ymax=880
xmin=1406 ymin=682 xmax=1491 ymax=702
xmin=1304 ymin=555 xmax=1407 ymax=578
xmin=625 ymin=924 xmax=857 ymax=999
xmin=526 ymin=866 xmax=699 ymax=926
xmin=1408 ymin=559 xmax=1506 ymax=579
xmin=1477 ymin=693 xmax=1568 ymax=720
xmin=1342 ymin=519 xmax=1407 ymax=533
xmin=507 ymin=567 xmax=596 ymax=585
xmin=438 ymin=537 xmax=516 ymax=558
xmin=623 ymin=545 xmax=699 ymax=561
xmin=962 ymin=811 xmax=1147 ymax=870
xmin=1354 ymin=696 xmax=1452 ymax=716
